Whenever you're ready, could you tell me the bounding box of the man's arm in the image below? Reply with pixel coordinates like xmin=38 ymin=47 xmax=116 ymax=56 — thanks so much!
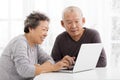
xmin=92 ymin=30 xmax=107 ymax=67
xmin=96 ymin=49 xmax=107 ymax=67
xmin=51 ymin=36 xmax=63 ymax=62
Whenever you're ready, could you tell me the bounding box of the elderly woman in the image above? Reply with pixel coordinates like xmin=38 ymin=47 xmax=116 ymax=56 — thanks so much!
xmin=0 ymin=12 xmax=70 ymax=80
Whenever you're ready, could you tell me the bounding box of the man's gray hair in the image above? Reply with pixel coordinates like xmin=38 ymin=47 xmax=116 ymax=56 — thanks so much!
xmin=62 ymin=6 xmax=83 ymax=19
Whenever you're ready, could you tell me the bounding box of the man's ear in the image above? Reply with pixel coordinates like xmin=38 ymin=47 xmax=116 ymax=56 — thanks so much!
xmin=82 ymin=17 xmax=85 ymax=24
xmin=61 ymin=20 xmax=65 ymax=28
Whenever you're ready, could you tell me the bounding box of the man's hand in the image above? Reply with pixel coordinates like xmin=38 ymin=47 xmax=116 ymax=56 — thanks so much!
xmin=61 ymin=55 xmax=75 ymax=66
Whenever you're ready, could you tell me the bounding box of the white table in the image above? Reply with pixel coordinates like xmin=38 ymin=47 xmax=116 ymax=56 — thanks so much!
xmin=34 ymin=67 xmax=120 ymax=80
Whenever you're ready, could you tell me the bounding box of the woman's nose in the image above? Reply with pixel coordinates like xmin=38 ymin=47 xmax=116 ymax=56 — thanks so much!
xmin=44 ymin=31 xmax=48 ymax=37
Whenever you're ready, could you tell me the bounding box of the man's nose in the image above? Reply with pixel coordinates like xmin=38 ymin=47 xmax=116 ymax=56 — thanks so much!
xmin=71 ymin=22 xmax=76 ymax=28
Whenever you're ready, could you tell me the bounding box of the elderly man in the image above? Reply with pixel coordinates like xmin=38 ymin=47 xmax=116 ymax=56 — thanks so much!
xmin=51 ymin=6 xmax=107 ymax=67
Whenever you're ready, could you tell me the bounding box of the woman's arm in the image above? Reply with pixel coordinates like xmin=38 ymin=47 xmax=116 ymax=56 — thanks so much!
xmin=34 ymin=60 xmax=69 ymax=75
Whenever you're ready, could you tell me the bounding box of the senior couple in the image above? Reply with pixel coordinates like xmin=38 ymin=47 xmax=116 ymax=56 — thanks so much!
xmin=0 ymin=6 xmax=107 ymax=80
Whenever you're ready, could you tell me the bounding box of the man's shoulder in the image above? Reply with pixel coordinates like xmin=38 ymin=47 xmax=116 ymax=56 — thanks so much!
xmin=56 ymin=31 xmax=67 ymax=39
xmin=85 ymin=27 xmax=99 ymax=34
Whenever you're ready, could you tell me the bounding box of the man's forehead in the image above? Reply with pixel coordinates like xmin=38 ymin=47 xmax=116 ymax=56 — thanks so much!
xmin=63 ymin=12 xmax=82 ymax=19
xmin=65 ymin=18 xmax=80 ymax=21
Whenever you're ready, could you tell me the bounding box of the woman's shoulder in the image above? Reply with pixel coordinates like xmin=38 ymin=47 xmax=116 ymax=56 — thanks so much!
xmin=8 ymin=35 xmax=27 ymax=46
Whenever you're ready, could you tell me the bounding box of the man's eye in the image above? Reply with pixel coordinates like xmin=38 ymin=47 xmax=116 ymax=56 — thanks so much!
xmin=76 ymin=21 xmax=79 ymax=23
xmin=67 ymin=22 xmax=72 ymax=24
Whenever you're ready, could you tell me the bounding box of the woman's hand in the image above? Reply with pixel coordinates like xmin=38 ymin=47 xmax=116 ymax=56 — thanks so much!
xmin=35 ymin=59 xmax=70 ymax=75
xmin=35 ymin=61 xmax=54 ymax=75
xmin=52 ymin=60 xmax=70 ymax=71
xmin=34 ymin=55 xmax=75 ymax=75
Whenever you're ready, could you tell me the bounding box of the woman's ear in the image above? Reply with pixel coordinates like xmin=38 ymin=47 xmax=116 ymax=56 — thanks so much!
xmin=29 ymin=27 xmax=33 ymax=33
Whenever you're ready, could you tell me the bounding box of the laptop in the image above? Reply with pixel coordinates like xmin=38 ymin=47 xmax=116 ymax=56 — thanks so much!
xmin=59 ymin=43 xmax=103 ymax=73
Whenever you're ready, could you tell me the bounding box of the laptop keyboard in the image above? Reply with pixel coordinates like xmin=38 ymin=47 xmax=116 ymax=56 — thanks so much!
xmin=62 ymin=65 xmax=74 ymax=70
